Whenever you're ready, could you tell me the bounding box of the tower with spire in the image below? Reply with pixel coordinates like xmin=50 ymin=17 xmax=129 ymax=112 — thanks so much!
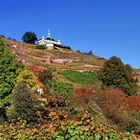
xmin=47 ymin=30 xmax=52 ymax=39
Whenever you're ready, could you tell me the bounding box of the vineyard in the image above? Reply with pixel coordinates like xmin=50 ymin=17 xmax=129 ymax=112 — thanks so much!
xmin=0 ymin=37 xmax=140 ymax=139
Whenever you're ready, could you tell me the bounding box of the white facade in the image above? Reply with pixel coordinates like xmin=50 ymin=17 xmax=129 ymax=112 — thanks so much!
xmin=38 ymin=31 xmax=61 ymax=50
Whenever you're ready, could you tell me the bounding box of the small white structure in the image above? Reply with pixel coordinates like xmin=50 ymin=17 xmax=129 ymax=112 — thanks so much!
xmin=37 ymin=88 xmax=43 ymax=95
xmin=12 ymin=45 xmax=17 ymax=48
xmin=38 ymin=30 xmax=61 ymax=50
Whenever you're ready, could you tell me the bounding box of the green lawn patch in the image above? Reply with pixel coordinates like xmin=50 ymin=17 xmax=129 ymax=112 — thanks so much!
xmin=46 ymin=80 xmax=73 ymax=99
xmin=61 ymin=70 xmax=98 ymax=85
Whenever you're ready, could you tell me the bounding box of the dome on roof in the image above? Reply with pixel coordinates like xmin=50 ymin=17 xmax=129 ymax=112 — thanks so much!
xmin=47 ymin=30 xmax=52 ymax=39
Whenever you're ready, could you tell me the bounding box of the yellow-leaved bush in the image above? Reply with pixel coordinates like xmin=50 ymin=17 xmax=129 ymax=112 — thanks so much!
xmin=17 ymin=68 xmax=43 ymax=93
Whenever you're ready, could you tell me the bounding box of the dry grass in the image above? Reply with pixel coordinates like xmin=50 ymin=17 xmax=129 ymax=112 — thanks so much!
xmin=3 ymin=38 xmax=105 ymax=72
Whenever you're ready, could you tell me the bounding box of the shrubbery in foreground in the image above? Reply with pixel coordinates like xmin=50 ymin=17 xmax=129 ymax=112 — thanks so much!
xmin=0 ymin=113 xmax=138 ymax=140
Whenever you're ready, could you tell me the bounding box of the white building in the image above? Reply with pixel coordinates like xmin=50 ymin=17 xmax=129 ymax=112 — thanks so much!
xmin=38 ymin=31 xmax=61 ymax=50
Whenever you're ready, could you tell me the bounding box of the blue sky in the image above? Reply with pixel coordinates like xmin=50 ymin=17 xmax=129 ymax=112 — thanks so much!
xmin=0 ymin=0 xmax=140 ymax=68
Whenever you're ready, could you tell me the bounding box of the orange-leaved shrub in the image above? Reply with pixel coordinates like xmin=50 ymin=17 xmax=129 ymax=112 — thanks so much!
xmin=72 ymin=86 xmax=140 ymax=131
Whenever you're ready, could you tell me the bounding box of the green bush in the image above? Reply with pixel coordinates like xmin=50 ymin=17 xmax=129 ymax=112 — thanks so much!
xmin=0 ymin=40 xmax=23 ymax=109
xmin=36 ymin=45 xmax=46 ymax=49
xmin=125 ymin=122 xmax=139 ymax=132
xmin=46 ymin=80 xmax=73 ymax=99
xmin=11 ymin=82 xmax=39 ymax=125
xmin=38 ymin=69 xmax=52 ymax=85
xmin=98 ymin=56 xmax=138 ymax=96
xmin=0 ymin=34 xmax=5 ymax=38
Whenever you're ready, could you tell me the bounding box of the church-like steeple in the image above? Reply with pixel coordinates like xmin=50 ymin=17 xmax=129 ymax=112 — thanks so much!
xmin=47 ymin=30 xmax=52 ymax=39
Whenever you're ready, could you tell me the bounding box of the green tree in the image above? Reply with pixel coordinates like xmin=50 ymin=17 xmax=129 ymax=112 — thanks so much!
xmin=0 ymin=41 xmax=23 ymax=108
xmin=12 ymin=82 xmax=38 ymax=124
xmin=38 ymin=69 xmax=52 ymax=85
xmin=88 ymin=50 xmax=93 ymax=55
xmin=22 ymin=32 xmax=37 ymax=44
xmin=98 ymin=56 xmax=137 ymax=96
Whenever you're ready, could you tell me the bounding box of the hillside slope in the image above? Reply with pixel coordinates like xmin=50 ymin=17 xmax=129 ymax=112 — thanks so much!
xmin=2 ymin=37 xmax=140 ymax=90
xmin=2 ymin=37 xmax=105 ymax=72
xmin=1 ymin=37 xmax=140 ymax=139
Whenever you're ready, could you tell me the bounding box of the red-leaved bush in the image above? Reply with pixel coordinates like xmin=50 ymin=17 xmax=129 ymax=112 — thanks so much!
xmin=74 ymin=86 xmax=140 ymax=113
xmin=128 ymin=96 xmax=140 ymax=111
xmin=29 ymin=64 xmax=44 ymax=74
xmin=73 ymin=87 xmax=128 ymax=109
xmin=73 ymin=86 xmax=140 ymax=131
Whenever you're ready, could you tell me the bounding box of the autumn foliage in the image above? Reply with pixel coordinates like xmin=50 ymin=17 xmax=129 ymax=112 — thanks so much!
xmin=73 ymin=86 xmax=140 ymax=131
xmin=29 ymin=64 xmax=44 ymax=74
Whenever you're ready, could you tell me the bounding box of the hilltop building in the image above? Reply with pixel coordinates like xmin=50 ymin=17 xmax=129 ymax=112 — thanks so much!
xmin=38 ymin=31 xmax=63 ymax=50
